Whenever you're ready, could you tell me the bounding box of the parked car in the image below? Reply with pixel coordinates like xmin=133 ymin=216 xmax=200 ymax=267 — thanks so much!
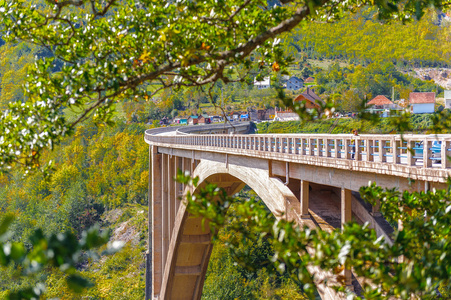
xmin=414 ymin=140 xmax=442 ymax=163
xmin=431 ymin=141 xmax=442 ymax=162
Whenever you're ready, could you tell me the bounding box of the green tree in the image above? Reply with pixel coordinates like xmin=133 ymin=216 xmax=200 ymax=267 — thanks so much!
xmin=0 ymin=214 xmax=123 ymax=299
xmin=0 ymin=42 xmax=36 ymax=109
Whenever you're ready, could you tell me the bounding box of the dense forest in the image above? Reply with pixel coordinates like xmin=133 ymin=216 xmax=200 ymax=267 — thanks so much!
xmin=285 ymin=8 xmax=451 ymax=68
xmin=0 ymin=120 xmax=149 ymax=298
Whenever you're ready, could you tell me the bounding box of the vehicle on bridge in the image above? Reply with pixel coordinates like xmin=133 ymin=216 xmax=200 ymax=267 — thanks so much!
xmin=414 ymin=139 xmax=442 ymax=163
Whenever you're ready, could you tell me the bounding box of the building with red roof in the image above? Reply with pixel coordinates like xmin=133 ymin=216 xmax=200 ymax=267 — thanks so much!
xmin=366 ymin=95 xmax=401 ymax=117
xmin=293 ymin=88 xmax=324 ymax=109
xmin=367 ymin=95 xmax=394 ymax=109
xmin=409 ymin=92 xmax=435 ymax=114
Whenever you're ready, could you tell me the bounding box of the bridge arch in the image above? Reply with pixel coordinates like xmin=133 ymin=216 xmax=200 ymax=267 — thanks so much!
xmin=159 ymin=160 xmax=302 ymax=300
xmin=147 ymin=130 xmax=449 ymax=300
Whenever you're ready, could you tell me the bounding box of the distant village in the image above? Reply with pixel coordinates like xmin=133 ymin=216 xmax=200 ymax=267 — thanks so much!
xmin=158 ymin=75 xmax=451 ymax=126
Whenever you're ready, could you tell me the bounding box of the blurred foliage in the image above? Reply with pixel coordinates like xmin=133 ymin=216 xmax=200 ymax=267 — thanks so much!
xmin=0 ymin=214 xmax=122 ymax=299
xmin=0 ymin=42 xmax=36 ymax=109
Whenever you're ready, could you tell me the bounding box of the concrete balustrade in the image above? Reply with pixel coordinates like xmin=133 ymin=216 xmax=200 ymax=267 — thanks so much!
xmin=145 ymin=133 xmax=451 ymax=177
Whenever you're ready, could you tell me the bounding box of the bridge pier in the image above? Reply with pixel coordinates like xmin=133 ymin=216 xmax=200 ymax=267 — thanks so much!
xmin=300 ymin=180 xmax=310 ymax=219
xmin=151 ymin=147 xmax=163 ymax=297
xmin=371 ymin=199 xmax=382 ymax=217
xmin=162 ymin=154 xmax=170 ymax=282
xmin=341 ymin=188 xmax=353 ymax=290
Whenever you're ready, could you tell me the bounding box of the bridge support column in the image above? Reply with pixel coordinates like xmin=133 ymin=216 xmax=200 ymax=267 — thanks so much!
xmin=397 ymin=219 xmax=404 ymax=263
xmin=371 ymin=200 xmax=382 ymax=217
xmin=300 ymin=180 xmax=310 ymax=219
xmin=341 ymin=188 xmax=351 ymax=228
xmin=341 ymin=188 xmax=353 ymax=290
xmin=169 ymin=155 xmax=176 ymax=238
xmin=161 ymin=154 xmax=170 ymax=290
xmin=146 ymin=146 xmax=152 ymax=300
xmin=151 ymin=146 xmax=163 ymax=298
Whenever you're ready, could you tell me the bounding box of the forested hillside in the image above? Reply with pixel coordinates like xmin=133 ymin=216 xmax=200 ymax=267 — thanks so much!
xmin=285 ymin=8 xmax=451 ymax=68
xmin=0 ymin=120 xmax=150 ymax=298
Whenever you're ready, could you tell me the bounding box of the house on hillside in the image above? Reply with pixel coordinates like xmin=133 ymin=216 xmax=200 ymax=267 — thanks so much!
xmin=231 ymin=112 xmax=241 ymax=121
xmin=293 ymin=88 xmax=324 ymax=109
xmin=198 ymin=114 xmax=211 ymax=124
xmin=366 ymin=95 xmax=396 ymax=117
xmin=367 ymin=95 xmax=394 ymax=109
xmin=188 ymin=115 xmax=199 ymax=125
xmin=286 ymin=76 xmax=304 ymax=90
xmin=210 ymin=116 xmax=223 ymax=123
xmin=254 ymin=76 xmax=270 ymax=89
xmin=240 ymin=113 xmax=249 ymax=121
xmin=409 ymin=92 xmax=435 ymax=114
xmin=304 ymin=77 xmax=315 ymax=84
xmin=263 ymin=108 xmax=275 ymax=120
xmin=274 ymin=110 xmax=300 ymax=121
xmin=444 ymin=90 xmax=451 ymax=109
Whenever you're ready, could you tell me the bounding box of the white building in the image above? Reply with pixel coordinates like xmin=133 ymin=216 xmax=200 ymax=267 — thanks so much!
xmin=273 ymin=110 xmax=300 ymax=121
xmin=254 ymin=76 xmax=270 ymax=89
xmin=409 ymin=92 xmax=435 ymax=114
xmin=444 ymin=90 xmax=451 ymax=109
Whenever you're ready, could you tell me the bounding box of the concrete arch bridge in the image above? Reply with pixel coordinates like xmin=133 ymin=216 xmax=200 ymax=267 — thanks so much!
xmin=144 ymin=123 xmax=451 ymax=300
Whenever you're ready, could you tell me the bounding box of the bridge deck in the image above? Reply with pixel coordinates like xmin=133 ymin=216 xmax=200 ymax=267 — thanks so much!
xmin=145 ymin=132 xmax=451 ymax=183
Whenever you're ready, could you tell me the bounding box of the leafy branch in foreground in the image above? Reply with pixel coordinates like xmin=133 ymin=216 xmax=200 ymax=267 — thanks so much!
xmin=177 ymin=171 xmax=451 ymax=299
xmin=1 ymin=0 xmax=451 ymax=172
xmin=0 ymin=214 xmax=123 ymax=299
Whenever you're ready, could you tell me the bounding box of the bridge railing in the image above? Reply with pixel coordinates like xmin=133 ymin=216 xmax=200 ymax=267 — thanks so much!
xmin=145 ymin=133 xmax=451 ymax=169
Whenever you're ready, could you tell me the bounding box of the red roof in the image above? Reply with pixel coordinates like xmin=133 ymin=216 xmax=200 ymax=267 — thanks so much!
xmin=304 ymin=77 xmax=315 ymax=83
xmin=367 ymin=95 xmax=393 ymax=106
xmin=409 ymin=92 xmax=435 ymax=104
xmin=294 ymin=88 xmax=324 ymax=106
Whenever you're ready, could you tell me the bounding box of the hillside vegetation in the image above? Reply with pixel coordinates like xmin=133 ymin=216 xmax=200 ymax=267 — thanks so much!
xmin=257 ymin=114 xmax=444 ymax=134
xmin=0 ymin=120 xmax=149 ymax=297
xmin=285 ymin=8 xmax=451 ymax=68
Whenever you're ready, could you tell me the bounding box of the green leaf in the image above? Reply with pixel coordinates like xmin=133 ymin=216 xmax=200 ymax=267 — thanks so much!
xmin=0 ymin=213 xmax=14 ymax=238
xmin=66 ymin=274 xmax=95 ymax=293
